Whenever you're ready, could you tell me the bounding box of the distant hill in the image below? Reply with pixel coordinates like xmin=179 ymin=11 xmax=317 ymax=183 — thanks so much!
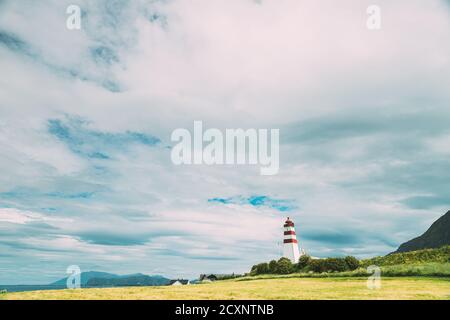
xmin=51 ymin=271 xmax=169 ymax=287
xmin=395 ymin=211 xmax=450 ymax=253
xmin=362 ymin=245 xmax=450 ymax=267
xmin=51 ymin=271 xmax=121 ymax=286
xmin=87 ymin=274 xmax=170 ymax=287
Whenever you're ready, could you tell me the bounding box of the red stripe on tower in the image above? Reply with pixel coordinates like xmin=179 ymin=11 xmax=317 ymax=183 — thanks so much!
xmin=283 ymin=238 xmax=298 ymax=244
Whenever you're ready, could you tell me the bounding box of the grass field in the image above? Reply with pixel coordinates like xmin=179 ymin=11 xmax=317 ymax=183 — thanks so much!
xmin=246 ymin=262 xmax=450 ymax=279
xmin=4 ymin=277 xmax=450 ymax=300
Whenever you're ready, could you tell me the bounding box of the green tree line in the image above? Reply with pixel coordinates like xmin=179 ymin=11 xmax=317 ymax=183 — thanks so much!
xmin=250 ymin=246 xmax=450 ymax=276
xmin=250 ymin=255 xmax=360 ymax=275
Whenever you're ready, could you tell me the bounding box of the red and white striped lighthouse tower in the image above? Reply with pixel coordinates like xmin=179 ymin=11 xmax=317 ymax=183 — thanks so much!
xmin=283 ymin=217 xmax=302 ymax=263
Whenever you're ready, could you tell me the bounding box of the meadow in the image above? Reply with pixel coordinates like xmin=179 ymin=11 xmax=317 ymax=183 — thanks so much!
xmin=4 ymin=276 xmax=450 ymax=300
xmin=246 ymin=262 xmax=450 ymax=279
xmin=4 ymin=247 xmax=449 ymax=300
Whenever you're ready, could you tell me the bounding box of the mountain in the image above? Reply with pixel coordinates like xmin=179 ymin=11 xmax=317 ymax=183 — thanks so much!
xmin=50 ymin=271 xmax=169 ymax=287
xmin=50 ymin=271 xmax=121 ymax=286
xmin=395 ymin=211 xmax=450 ymax=253
xmin=87 ymin=274 xmax=170 ymax=287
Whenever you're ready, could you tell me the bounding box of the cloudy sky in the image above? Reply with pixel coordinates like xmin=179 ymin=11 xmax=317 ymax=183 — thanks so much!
xmin=1 ymin=0 xmax=450 ymax=284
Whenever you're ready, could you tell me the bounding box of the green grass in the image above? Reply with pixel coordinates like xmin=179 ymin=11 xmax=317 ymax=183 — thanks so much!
xmin=5 ymin=277 xmax=450 ymax=300
xmin=242 ymin=262 xmax=450 ymax=280
xmin=377 ymin=262 xmax=450 ymax=277
xmin=361 ymin=246 xmax=450 ymax=266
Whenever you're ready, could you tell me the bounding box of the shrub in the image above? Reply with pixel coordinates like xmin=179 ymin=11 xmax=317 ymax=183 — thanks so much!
xmin=268 ymin=260 xmax=278 ymax=274
xmin=344 ymin=256 xmax=360 ymax=270
xmin=310 ymin=258 xmax=349 ymax=273
xmin=275 ymin=258 xmax=294 ymax=274
xmin=326 ymin=258 xmax=348 ymax=272
xmin=310 ymin=259 xmax=327 ymax=273
xmin=251 ymin=263 xmax=270 ymax=275
xmin=216 ymin=273 xmax=242 ymax=280
xmin=296 ymin=255 xmax=312 ymax=271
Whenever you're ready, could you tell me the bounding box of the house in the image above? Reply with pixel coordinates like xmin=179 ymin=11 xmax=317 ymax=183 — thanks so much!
xmin=169 ymin=279 xmax=190 ymax=286
xmin=199 ymin=274 xmax=240 ymax=282
xmin=199 ymin=274 xmax=218 ymax=282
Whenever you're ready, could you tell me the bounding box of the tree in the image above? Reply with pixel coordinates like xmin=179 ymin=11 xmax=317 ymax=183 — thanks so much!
xmin=344 ymin=256 xmax=360 ymax=270
xmin=309 ymin=259 xmax=326 ymax=273
xmin=325 ymin=258 xmax=348 ymax=272
xmin=296 ymin=255 xmax=312 ymax=271
xmin=276 ymin=257 xmax=294 ymax=274
xmin=251 ymin=262 xmax=270 ymax=275
xmin=268 ymin=260 xmax=278 ymax=274
xmin=309 ymin=258 xmax=348 ymax=273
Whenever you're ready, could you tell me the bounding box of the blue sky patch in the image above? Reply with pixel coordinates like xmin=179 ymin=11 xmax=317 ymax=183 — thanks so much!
xmin=208 ymin=195 xmax=297 ymax=212
xmin=47 ymin=116 xmax=160 ymax=159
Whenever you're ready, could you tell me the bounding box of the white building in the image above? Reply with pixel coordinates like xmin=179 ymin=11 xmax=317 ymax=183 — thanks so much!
xmin=283 ymin=217 xmax=303 ymax=263
xmin=169 ymin=279 xmax=190 ymax=286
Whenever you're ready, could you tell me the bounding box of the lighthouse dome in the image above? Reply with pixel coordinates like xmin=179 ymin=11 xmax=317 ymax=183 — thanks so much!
xmin=284 ymin=217 xmax=295 ymax=227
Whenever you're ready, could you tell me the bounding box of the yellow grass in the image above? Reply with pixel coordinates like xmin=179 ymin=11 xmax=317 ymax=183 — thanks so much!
xmin=5 ymin=277 xmax=450 ymax=300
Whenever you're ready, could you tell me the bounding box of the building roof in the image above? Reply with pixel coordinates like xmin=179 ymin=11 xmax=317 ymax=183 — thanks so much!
xmin=169 ymin=279 xmax=190 ymax=285
xmin=199 ymin=274 xmax=218 ymax=281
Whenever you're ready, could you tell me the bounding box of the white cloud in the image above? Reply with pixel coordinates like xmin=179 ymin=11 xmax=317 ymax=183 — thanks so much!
xmin=0 ymin=207 xmax=70 ymax=225
xmin=0 ymin=208 xmax=44 ymax=224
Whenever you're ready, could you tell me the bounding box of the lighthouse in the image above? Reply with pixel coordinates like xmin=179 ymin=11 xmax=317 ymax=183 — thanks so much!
xmin=283 ymin=217 xmax=302 ymax=263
